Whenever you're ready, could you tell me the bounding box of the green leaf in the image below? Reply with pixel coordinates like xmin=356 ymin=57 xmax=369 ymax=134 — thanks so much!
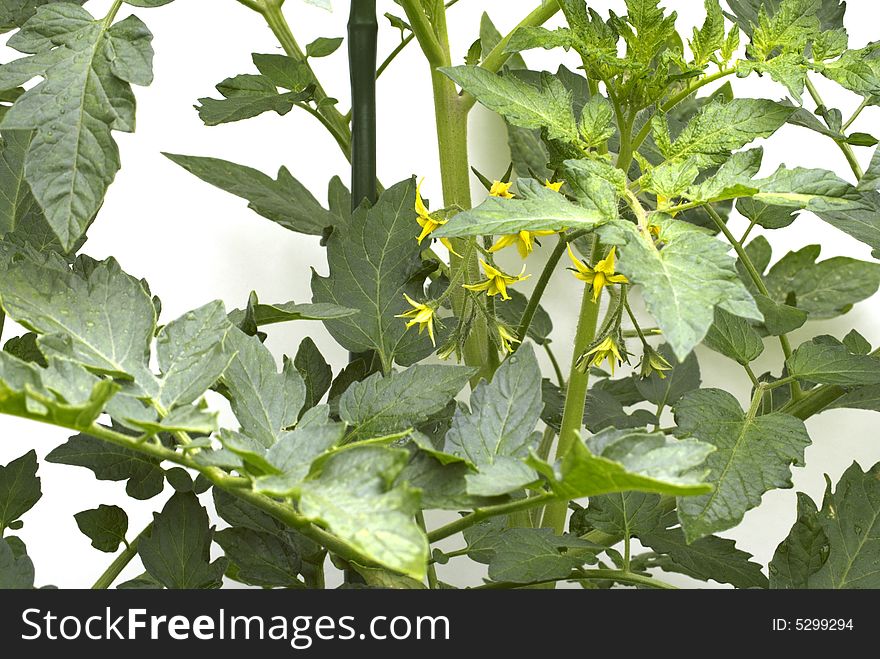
xmin=599 ymin=217 xmax=762 ymax=361
xmin=735 ymin=197 xmax=797 ymax=230
xmin=819 ymin=42 xmax=880 ymax=102
xmin=481 ymin=12 xmax=526 ymax=69
xmin=228 ymin=299 xmax=357 ymax=328
xmin=440 ymin=66 xmax=579 ymax=143
xmin=252 ymin=53 xmax=314 ymax=91
xmin=662 ymin=99 xmax=794 ymax=166
xmin=139 ymin=491 xmax=226 ymax=589
xmin=312 ymin=178 xmax=437 ymax=370
xmin=787 ymin=339 xmax=880 ymax=385
xmin=725 ymin=0 xmax=845 ymax=36
xmin=0 ymin=129 xmax=38 ymax=237
xmin=1 ymin=5 xmax=154 ymax=250
xmin=561 ymin=159 xmax=627 ymax=221
xmin=47 ymin=431 xmax=165 ymax=500
xmin=124 ymin=1 xmax=175 ymax=6
xmin=306 ymin=36 xmax=343 ymax=58
xmin=74 ymin=504 xmax=128 ymax=553
xmin=674 ymin=388 xmax=811 ymax=541
xmin=496 ymin=289 xmax=553 ymax=345
xmin=435 ymin=179 xmax=612 ymax=239
xmin=153 ymin=301 xmax=234 ymax=410
xmin=762 ymin=244 xmax=880 ymax=320
xmin=752 ymin=166 xmax=864 ymax=212
xmin=530 ymin=427 xmax=715 ymax=499
xmin=774 ymin=461 xmax=880 ymax=588
xmin=577 ymin=491 xmax=667 ymax=537
xmin=3 ymin=332 xmax=46 ymax=366
xmin=703 ymin=307 xmax=765 ymax=364
xmin=294 ymin=337 xmax=332 ymax=413
xmin=164 ymin=154 xmax=336 ymax=236
xmin=815 ymin=191 xmax=880 ymax=260
xmin=196 ymin=74 xmax=310 ymax=125
xmin=0 ymin=537 xmax=34 ymax=589
xmin=578 ymin=95 xmax=615 ymax=148
xmin=351 ymin=563 xmax=426 ymax=589
xmin=0 ymin=450 xmax=41 ymax=531
xmin=444 ymin=346 xmax=543 ymax=497
xmin=116 ymin=572 xmax=162 ymax=589
xmin=220 ymin=328 xmax=305 ymax=448
xmin=769 ymin=492 xmax=828 ymax=589
xmin=642 ymin=526 xmax=769 ymax=589
xmin=634 ymin=344 xmax=701 ymax=408
xmin=690 ymin=0 xmax=725 ymax=67
xmin=0 ymin=1 xmax=85 ymax=34
xmin=340 ymin=365 xmax=474 ymax=443
xmin=583 ymin=388 xmax=658 ymax=433
xmin=684 ymin=148 xmax=763 ymax=204
xmin=214 ymin=528 xmax=304 ymax=588
xmin=128 ymin=404 xmax=219 ymax=436
xmin=0 ymin=251 xmax=156 ymax=381
xmin=468 ymin=526 xmax=596 ymax=584
xmin=297 ymin=445 xmax=427 ymax=579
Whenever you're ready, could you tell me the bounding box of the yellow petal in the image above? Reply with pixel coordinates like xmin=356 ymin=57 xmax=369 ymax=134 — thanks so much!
xmin=544 ymin=180 xmax=564 ymax=192
xmin=415 ymin=178 xmax=431 ymax=218
xmin=489 ymin=180 xmax=514 ymax=199
xmin=488 ymin=234 xmax=518 ymax=253
xmin=440 ymin=237 xmax=461 ymax=257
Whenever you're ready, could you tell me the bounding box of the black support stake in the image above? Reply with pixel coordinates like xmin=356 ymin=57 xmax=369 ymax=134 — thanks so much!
xmin=348 ymin=0 xmax=378 ymax=211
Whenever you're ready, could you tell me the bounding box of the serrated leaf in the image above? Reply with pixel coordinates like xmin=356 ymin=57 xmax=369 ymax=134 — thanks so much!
xmin=0 ymin=1 xmax=85 ymax=34
xmin=440 ymin=66 xmax=579 ymax=143
xmin=0 ymin=129 xmax=38 ymax=237
xmin=252 ymin=53 xmax=313 ymax=91
xmin=0 ymin=450 xmax=41 ymax=531
xmin=634 ymin=344 xmax=701 ymax=407
xmin=0 ymin=250 xmax=155 ymax=381
xmin=153 ymin=301 xmax=234 ymax=410
xmin=561 ymin=159 xmax=626 ymax=221
xmin=74 ymin=504 xmax=128 ymax=553
xmin=312 ymin=178 xmax=436 ymax=370
xmin=444 ymin=346 xmax=543 ymax=496
xmin=769 ymin=492 xmax=828 ymax=588
xmin=0 ymin=537 xmax=34 ymax=589
xmin=196 ymin=74 xmax=310 ymax=125
xmin=228 ymin=300 xmax=357 ymax=328
xmin=815 ymin=190 xmax=880 ymax=260
xmin=762 ymin=244 xmax=880 ymax=320
xmin=736 ymin=197 xmax=797 ymax=230
xmin=0 ymin=4 xmax=154 ymax=250
xmin=139 ymin=491 xmax=226 ymax=589
xmin=294 ymin=337 xmax=332 ymax=413
xmin=530 ymin=427 xmax=715 ymax=499
xmin=47 ymin=431 xmax=164 ymax=500
xmin=684 ymin=148 xmax=763 ymax=204
xmin=787 ymin=339 xmax=880 ymax=385
xmin=663 ymin=99 xmax=793 ymax=166
xmin=297 ymin=445 xmax=427 ymax=579
xmin=674 ymin=388 xmax=810 ymax=541
xmin=434 ymin=179 xmax=611 ymax=239
xmin=599 ymin=217 xmax=762 ymax=361
xmin=214 ymin=527 xmax=304 ymax=588
xmin=690 ymin=0 xmax=725 ymax=67
xmin=703 ymin=307 xmax=765 ymax=364
xmin=340 ymin=365 xmax=473 ymax=443
xmin=220 ymin=328 xmax=305 ymax=448
xmin=164 ymin=154 xmax=336 ymax=236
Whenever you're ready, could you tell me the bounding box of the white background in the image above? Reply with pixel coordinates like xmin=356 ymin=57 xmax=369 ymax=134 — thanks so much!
xmin=1 ymin=0 xmax=879 ymax=589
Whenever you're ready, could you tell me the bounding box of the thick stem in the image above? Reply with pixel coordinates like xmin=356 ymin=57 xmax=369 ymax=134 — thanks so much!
xmin=542 ymin=240 xmax=603 ymax=535
xmin=805 ymin=77 xmax=864 ymax=180
xmin=704 ymin=204 xmax=803 ymax=401
xmin=427 ymin=492 xmax=557 ymax=543
xmin=91 ymin=523 xmax=152 ymax=590
xmin=783 ymin=348 xmax=880 ymax=418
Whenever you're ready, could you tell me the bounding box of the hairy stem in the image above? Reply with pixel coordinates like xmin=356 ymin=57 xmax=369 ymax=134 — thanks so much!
xmin=543 ymin=239 xmax=603 ymax=534
xmin=91 ymin=523 xmax=152 ymax=590
xmin=704 ymin=204 xmax=803 ymax=401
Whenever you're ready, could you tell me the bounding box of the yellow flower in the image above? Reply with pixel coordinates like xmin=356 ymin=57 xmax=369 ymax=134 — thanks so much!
xmin=488 ymin=229 xmax=556 ymax=258
xmin=415 ymin=179 xmax=459 ymax=255
xmin=489 ymin=180 xmax=514 ymax=199
xmin=579 ymin=336 xmax=624 ymax=375
xmin=463 ymin=260 xmax=530 ymax=301
xmin=396 ymin=294 xmax=437 ymax=346
xmin=498 ymin=325 xmax=521 ymax=353
xmin=544 ymin=179 xmax=564 ymax=192
xmin=567 ymin=245 xmax=629 ymax=301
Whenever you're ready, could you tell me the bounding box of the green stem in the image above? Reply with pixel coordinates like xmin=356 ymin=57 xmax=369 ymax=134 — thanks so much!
xmin=474 ymin=569 xmax=677 ymax=590
xmin=630 ymin=67 xmax=737 ymax=156
xmin=782 ymin=348 xmax=880 ymax=419
xmin=743 ymin=362 xmax=760 ymax=388
xmin=91 ymin=523 xmax=152 ymax=590
xmin=544 ymin=343 xmax=565 ymax=388
xmin=259 ymin=2 xmax=353 ymax=160
xmin=398 ymin=0 xmax=445 ymax=66
xmin=427 ymin=492 xmax=557 ymax=543
xmin=842 ymin=97 xmax=869 ymax=132
xmin=805 ymin=77 xmax=864 ymax=180
xmin=543 ymin=240 xmax=603 ymax=535
xmin=416 ymin=511 xmax=439 ymax=588
xmin=514 ymin=234 xmax=567 ymax=350
xmin=704 ymin=204 xmax=803 ymax=401
xmin=377 ymin=34 xmax=413 ymax=79
xmin=101 ymin=0 xmax=124 ymax=28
